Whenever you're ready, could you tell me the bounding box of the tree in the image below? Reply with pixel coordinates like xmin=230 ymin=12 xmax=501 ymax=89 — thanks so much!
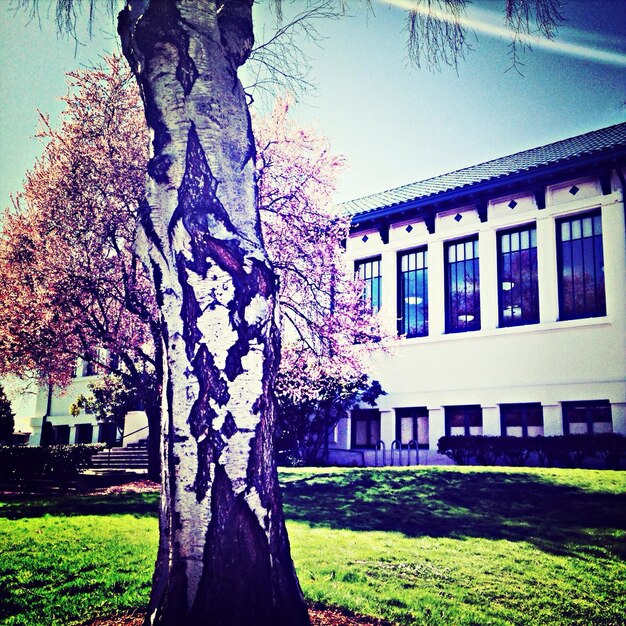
xmin=10 ymin=2 xmax=564 ymax=624
xmin=0 ymin=384 xmax=15 ymax=442
xmin=70 ymin=373 xmax=141 ymax=439
xmin=0 ymin=55 xmax=162 ymax=479
xmin=255 ymin=98 xmax=386 ymax=464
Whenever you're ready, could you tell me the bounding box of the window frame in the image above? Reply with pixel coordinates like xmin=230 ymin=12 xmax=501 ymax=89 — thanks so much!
xmin=562 ymin=400 xmax=612 ymax=435
xmin=444 ymin=236 xmax=481 ymax=333
xmin=396 ymin=407 xmax=429 ymax=449
xmin=397 ymin=246 xmax=429 ymax=338
xmin=351 ymin=409 xmax=382 ymax=449
xmin=556 ymin=209 xmax=606 ymax=320
xmin=355 ymin=256 xmax=382 ymax=313
xmin=444 ymin=405 xmax=483 ymax=437
xmin=497 ymin=223 xmax=539 ymax=328
xmin=500 ymin=403 xmax=544 ymax=437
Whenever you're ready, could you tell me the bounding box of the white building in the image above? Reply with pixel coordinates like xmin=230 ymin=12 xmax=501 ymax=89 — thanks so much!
xmin=328 ymin=122 xmax=626 ymax=465
xmin=5 ymin=358 xmax=147 ymax=447
xmin=5 ymin=123 xmax=626 ymax=464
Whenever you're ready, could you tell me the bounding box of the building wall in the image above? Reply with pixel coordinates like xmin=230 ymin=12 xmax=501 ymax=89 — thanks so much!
xmin=334 ymin=172 xmax=626 ymax=464
xmin=3 ymin=359 xmax=149 ymax=446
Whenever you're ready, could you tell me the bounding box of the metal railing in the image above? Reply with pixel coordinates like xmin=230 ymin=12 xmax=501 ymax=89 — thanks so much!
xmin=374 ymin=440 xmax=420 ymax=467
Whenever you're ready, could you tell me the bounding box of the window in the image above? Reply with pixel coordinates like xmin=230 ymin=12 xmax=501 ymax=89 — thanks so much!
xmin=396 ymin=407 xmax=429 ymax=448
xmin=498 ymin=225 xmax=539 ymax=327
xmin=445 ymin=237 xmax=480 ymax=332
xmin=397 ymin=248 xmax=428 ymax=337
xmin=500 ymin=403 xmax=544 ymax=437
xmin=75 ymin=423 xmax=94 ymax=444
xmin=355 ymin=257 xmax=382 ymax=312
xmin=557 ymin=211 xmax=606 ymax=319
xmin=445 ymin=405 xmax=483 ymax=436
xmin=563 ymin=401 xmax=612 ymax=435
xmin=53 ymin=425 xmax=71 ymax=445
xmin=351 ymin=409 xmax=381 ymax=448
xmin=98 ymin=422 xmax=118 ymax=447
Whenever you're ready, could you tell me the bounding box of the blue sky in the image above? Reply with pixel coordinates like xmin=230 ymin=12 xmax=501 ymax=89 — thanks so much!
xmin=1 ymin=0 xmax=625 ymax=211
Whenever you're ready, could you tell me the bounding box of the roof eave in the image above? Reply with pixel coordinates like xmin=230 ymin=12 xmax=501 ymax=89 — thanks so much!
xmin=350 ymin=146 xmax=626 ymax=232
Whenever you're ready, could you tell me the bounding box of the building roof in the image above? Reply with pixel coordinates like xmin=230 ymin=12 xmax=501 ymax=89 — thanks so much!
xmin=342 ymin=122 xmax=626 ymax=220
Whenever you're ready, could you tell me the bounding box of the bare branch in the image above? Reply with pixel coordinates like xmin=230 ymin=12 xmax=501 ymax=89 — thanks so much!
xmin=245 ymin=0 xmax=346 ymax=104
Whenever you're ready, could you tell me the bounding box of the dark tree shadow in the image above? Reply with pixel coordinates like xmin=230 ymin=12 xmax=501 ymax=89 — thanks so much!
xmin=281 ymin=469 xmax=626 ymax=559
xmin=1 ymin=468 xmax=624 ymax=561
xmin=0 ymin=492 xmax=159 ymax=519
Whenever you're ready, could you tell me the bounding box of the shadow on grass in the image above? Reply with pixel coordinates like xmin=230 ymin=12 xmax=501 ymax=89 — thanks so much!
xmin=281 ymin=469 xmax=626 ymax=558
xmin=0 ymin=491 xmax=159 ymax=519
xmin=1 ymin=468 xmax=624 ymax=559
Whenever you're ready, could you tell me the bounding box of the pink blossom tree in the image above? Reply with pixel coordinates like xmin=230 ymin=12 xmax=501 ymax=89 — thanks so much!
xmin=255 ymin=99 xmax=385 ymax=464
xmin=0 ymin=53 xmax=384 ymax=524
xmin=0 ymin=56 xmax=162 ymax=476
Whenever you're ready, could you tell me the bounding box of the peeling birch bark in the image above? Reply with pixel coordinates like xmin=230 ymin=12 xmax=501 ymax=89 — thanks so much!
xmin=118 ymin=2 xmax=310 ymax=624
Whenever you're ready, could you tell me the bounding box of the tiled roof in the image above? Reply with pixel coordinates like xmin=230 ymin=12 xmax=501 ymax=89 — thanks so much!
xmin=342 ymin=122 xmax=626 ymax=217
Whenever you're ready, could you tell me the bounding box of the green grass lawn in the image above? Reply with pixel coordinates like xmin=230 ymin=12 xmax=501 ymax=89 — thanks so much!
xmin=0 ymin=466 xmax=624 ymax=625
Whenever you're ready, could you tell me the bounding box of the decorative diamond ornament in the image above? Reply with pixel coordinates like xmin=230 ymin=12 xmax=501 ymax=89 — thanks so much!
xmin=508 ymin=200 xmax=518 ymax=209
xmin=362 ymin=235 xmax=369 ymax=243
xmin=406 ymin=225 xmax=413 ymax=233
xmin=569 ymin=185 xmax=580 ymax=195
xmin=454 ymin=213 xmax=463 ymax=222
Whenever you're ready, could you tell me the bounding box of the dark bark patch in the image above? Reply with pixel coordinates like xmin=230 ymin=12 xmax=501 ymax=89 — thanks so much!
xmin=131 ymin=0 xmax=198 ymax=97
xmin=194 ymin=437 xmax=214 ymax=502
xmin=176 ymin=254 xmax=203 ymax=362
xmin=139 ymin=199 xmax=166 ymax=262
xmin=169 ymin=122 xmax=236 ymax=260
xmin=216 ymin=0 xmax=255 ymax=68
xmin=189 ymin=464 xmax=274 ymax=625
xmin=193 ymin=344 xmax=230 ymax=408
xmin=148 ymin=154 xmax=173 ymax=183
xmin=149 ymin=259 xmax=164 ymax=308
xmin=222 ymin=412 xmax=238 ymax=439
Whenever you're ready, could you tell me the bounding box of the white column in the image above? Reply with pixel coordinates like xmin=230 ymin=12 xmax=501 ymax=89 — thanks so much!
xmin=479 ymin=229 xmax=498 ymax=331
xmin=536 ymin=214 xmax=559 ymax=323
xmin=380 ymin=409 xmax=395 ymax=447
xmin=428 ymin=407 xmax=445 ymax=449
xmin=344 ymin=415 xmax=353 ymax=450
xmin=601 ymin=197 xmax=626 ymax=324
xmin=543 ymin=403 xmax=562 ymax=436
xmin=335 ymin=417 xmax=350 ymax=449
xmin=428 ymin=239 xmax=445 ymax=336
xmin=482 ymin=405 xmax=500 ymax=436
xmin=611 ymin=403 xmax=626 ymax=436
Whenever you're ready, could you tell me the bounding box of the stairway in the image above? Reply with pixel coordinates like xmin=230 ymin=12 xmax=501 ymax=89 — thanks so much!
xmin=89 ymin=445 xmax=149 ymax=473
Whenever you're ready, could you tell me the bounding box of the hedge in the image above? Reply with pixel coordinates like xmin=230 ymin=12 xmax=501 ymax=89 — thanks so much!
xmin=437 ymin=434 xmax=626 ymax=469
xmin=0 ymin=444 xmax=104 ymax=489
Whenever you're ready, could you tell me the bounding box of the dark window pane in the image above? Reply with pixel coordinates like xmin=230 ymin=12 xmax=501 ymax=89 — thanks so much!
xmin=445 ymin=405 xmax=482 ymax=436
xmin=446 ymin=237 xmax=480 ymax=333
xmin=563 ymin=400 xmax=612 ymax=435
xmin=351 ymin=409 xmax=382 ymax=448
xmin=498 ymin=225 xmax=539 ymax=327
xmin=355 ymin=258 xmax=382 ymax=313
xmin=501 ymin=403 xmax=544 ymax=437
xmin=558 ymin=211 xmax=605 ymax=319
xmin=398 ymin=248 xmax=428 ymax=337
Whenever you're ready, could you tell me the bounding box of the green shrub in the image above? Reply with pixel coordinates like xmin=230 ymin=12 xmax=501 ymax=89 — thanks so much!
xmin=0 ymin=444 xmax=104 ymax=482
xmin=437 ymin=434 xmax=626 ymax=469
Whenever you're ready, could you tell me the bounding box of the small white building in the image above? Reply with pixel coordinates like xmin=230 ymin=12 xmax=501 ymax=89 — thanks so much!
xmin=328 ymin=122 xmax=626 ymax=465
xmin=5 ymin=358 xmax=148 ymax=447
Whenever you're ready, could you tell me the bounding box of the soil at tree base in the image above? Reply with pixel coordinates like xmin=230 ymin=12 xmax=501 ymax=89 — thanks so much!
xmin=84 ymin=607 xmax=394 ymax=626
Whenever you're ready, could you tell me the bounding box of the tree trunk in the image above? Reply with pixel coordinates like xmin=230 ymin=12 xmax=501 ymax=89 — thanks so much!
xmin=118 ymin=2 xmax=310 ymax=625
